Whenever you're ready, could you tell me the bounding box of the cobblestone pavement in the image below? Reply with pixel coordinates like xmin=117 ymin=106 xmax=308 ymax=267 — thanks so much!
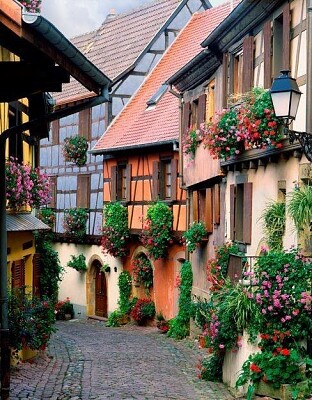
xmin=11 ymin=319 xmax=237 ymax=400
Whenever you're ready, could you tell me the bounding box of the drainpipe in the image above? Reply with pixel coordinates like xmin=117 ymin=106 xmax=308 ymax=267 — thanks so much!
xmin=306 ymin=0 xmax=312 ymax=134
xmin=0 ymin=139 xmax=10 ymax=400
xmin=169 ymin=85 xmax=190 ymax=261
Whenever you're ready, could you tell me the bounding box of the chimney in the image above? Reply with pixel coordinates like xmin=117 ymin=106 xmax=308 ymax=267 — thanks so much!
xmin=105 ymin=8 xmax=116 ymax=22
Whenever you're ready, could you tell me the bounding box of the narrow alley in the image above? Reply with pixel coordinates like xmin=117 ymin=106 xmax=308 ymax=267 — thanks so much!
xmin=11 ymin=319 xmax=235 ymax=400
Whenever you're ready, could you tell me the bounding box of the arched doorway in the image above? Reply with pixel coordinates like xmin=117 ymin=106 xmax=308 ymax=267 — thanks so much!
xmin=92 ymin=260 xmax=107 ymax=317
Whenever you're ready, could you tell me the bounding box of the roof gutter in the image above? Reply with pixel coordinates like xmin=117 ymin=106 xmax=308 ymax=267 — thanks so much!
xmin=22 ymin=12 xmax=111 ymax=94
xmin=91 ymin=139 xmax=178 ymax=156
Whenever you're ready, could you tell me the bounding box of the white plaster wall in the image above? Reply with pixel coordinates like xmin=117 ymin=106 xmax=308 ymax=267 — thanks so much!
xmin=225 ymin=156 xmax=301 ymax=256
xmin=54 ymin=243 xmax=122 ymax=317
xmin=223 ymin=331 xmax=260 ymax=391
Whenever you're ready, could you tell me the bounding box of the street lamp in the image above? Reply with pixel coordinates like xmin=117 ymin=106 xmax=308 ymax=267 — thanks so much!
xmin=270 ymin=70 xmax=312 ymax=162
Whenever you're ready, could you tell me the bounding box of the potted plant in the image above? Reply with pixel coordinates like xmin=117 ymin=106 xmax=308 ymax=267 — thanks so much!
xmin=63 ymin=135 xmax=88 ymax=166
xmin=182 ymin=128 xmax=203 ymax=162
xmin=66 ymin=254 xmax=87 ymax=273
xmin=140 ymin=201 xmax=173 ymax=260
xmin=183 ymin=221 xmax=208 ymax=253
xmin=55 ymin=298 xmax=74 ymax=320
xmin=101 ymin=202 xmax=129 ymax=258
xmin=130 ymin=298 xmax=155 ymax=326
xmin=156 ymin=312 xmax=169 ymax=333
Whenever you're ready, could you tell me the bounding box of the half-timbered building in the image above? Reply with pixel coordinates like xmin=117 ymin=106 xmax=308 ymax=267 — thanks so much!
xmin=92 ymin=3 xmax=234 ymax=320
xmin=41 ymin=0 xmax=212 ymax=319
xmin=169 ymin=0 xmax=310 ymax=390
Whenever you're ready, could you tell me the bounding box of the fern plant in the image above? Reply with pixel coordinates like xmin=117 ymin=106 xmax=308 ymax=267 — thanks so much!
xmin=261 ymin=201 xmax=285 ymax=250
xmin=287 ymin=185 xmax=312 ymax=233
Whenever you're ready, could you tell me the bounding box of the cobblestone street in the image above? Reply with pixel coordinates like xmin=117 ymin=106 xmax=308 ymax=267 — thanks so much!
xmin=11 ymin=319 xmax=236 ymax=400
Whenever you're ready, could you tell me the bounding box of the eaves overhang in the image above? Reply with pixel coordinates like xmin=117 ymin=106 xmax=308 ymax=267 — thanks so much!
xmin=21 ymin=12 xmax=111 ymax=96
xmin=7 ymin=213 xmax=50 ymax=232
xmin=201 ymin=0 xmax=285 ymax=53
xmin=90 ymin=139 xmax=178 ymax=156
xmin=167 ymin=49 xmax=220 ymax=92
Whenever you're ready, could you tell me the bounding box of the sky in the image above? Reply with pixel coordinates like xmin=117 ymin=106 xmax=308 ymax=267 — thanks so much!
xmin=41 ymin=0 xmax=226 ymax=38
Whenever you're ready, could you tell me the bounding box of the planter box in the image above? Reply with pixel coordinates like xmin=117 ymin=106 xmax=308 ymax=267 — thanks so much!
xmin=256 ymin=380 xmax=309 ymax=400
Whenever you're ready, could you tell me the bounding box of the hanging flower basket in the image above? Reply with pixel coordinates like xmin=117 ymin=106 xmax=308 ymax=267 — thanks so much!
xmin=63 ymin=208 xmax=88 ymax=239
xmin=20 ymin=0 xmax=42 ymax=13
xmin=63 ymin=135 xmax=88 ymax=167
xmin=132 ymin=254 xmax=153 ymax=289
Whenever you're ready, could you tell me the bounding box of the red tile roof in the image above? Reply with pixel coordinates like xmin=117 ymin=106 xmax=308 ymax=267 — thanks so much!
xmin=93 ymin=2 xmax=235 ymax=153
xmin=54 ymin=0 xmax=184 ymax=104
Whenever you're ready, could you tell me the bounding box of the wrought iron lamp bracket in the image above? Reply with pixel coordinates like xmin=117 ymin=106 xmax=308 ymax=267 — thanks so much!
xmin=284 ymin=127 xmax=312 ymax=162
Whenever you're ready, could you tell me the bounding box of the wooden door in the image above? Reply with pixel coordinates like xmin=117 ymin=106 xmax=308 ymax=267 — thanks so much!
xmin=95 ymin=268 xmax=107 ymax=317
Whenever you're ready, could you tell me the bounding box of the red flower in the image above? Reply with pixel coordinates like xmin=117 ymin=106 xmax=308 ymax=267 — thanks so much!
xmin=280 ymin=348 xmax=290 ymax=356
xmin=250 ymin=363 xmax=261 ymax=373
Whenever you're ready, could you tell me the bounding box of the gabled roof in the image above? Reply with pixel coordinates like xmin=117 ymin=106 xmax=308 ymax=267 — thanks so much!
xmin=92 ymin=2 xmax=233 ymax=154
xmin=54 ymin=0 xmax=211 ymax=104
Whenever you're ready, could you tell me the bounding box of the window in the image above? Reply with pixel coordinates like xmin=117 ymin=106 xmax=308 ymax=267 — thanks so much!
xmin=192 ymin=183 xmax=220 ymax=234
xmin=9 ymin=105 xmax=23 ymax=161
xmin=111 ymin=164 xmax=131 ymax=202
xmin=230 ymin=182 xmax=252 ymax=244
xmin=77 ymin=174 xmax=90 ymax=208
xmin=152 ymin=159 xmax=177 ymax=201
xmin=79 ymin=108 xmax=91 ymax=140
xmin=11 ymin=259 xmax=25 ymax=289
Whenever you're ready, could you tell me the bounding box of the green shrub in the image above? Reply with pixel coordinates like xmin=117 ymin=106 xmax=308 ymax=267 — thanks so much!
xmin=67 ymin=254 xmax=87 ymax=272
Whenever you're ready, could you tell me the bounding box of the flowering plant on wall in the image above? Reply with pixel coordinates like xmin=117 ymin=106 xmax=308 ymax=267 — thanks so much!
xmin=101 ymin=202 xmax=129 ymax=258
xmin=20 ymin=0 xmax=42 ymax=13
xmin=132 ymin=253 xmax=153 ymax=289
xmin=5 ymin=158 xmax=51 ymax=211
xmin=182 ymin=129 xmax=203 ymax=161
xmin=39 ymin=208 xmax=56 ymax=229
xmin=183 ymin=221 xmax=207 ymax=253
xmin=140 ymin=201 xmax=173 ymax=260
xmin=63 ymin=135 xmax=88 ymax=167
xmin=202 ymin=88 xmax=283 ymax=161
xmin=63 ymin=208 xmax=88 ymax=239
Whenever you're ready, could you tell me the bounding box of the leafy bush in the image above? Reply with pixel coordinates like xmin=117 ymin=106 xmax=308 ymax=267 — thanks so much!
xmin=167 ymin=260 xmax=193 ymax=339
xmin=55 ymin=298 xmax=74 ymax=320
xmin=132 ymin=253 xmax=153 ymax=289
xmin=9 ymin=289 xmax=56 ymax=351
xmin=63 ymin=208 xmax=89 ymax=239
xmin=261 ymin=201 xmax=285 ymax=250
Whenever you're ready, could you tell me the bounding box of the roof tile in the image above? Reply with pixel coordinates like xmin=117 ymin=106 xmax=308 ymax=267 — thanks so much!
xmin=93 ymin=2 xmax=235 ymax=152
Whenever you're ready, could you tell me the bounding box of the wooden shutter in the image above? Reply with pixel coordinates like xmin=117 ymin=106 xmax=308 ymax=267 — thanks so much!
xmin=77 ymin=174 xmax=90 ymax=208
xmin=263 ymin=20 xmax=272 ymax=89
xmin=79 ymin=108 xmax=91 ymax=140
xmin=282 ymin=3 xmax=290 ymax=70
xmin=222 ymin=53 xmax=228 ymax=108
xmin=243 ymin=182 xmax=253 ymax=244
xmin=230 ymin=184 xmax=236 ymax=240
xmin=111 ymin=166 xmax=117 ymax=201
xmin=242 ymin=36 xmax=254 ymax=93
xmin=197 ymin=94 xmax=206 ymax=128
xmin=171 ymin=158 xmax=178 ymax=201
xmin=49 ymin=176 xmax=57 ymax=208
xmin=214 ymin=184 xmax=220 ymax=225
xmin=11 ymin=259 xmax=25 ymax=289
xmin=152 ymin=161 xmax=160 ymax=201
xmin=51 ymin=120 xmax=59 ymax=145
xmin=33 ymin=253 xmax=41 ymax=297
xmin=125 ymin=164 xmax=132 ymax=202
xmin=192 ymin=191 xmax=199 ymax=222
xmin=205 ymin=188 xmax=213 ymax=233
xmin=182 ymin=102 xmax=190 ymax=136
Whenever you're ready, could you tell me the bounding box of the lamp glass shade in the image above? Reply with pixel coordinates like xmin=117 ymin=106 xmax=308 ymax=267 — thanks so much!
xmin=289 ymin=91 xmax=301 ymax=121
xmin=271 ymin=91 xmax=291 ymax=119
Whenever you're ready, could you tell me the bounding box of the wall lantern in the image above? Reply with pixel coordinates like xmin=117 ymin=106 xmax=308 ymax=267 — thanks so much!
xmin=270 ymin=70 xmax=312 ymax=162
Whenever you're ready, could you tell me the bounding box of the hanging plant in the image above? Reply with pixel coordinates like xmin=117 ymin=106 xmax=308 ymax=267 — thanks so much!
xmin=63 ymin=208 xmax=88 ymax=239
xmin=287 ymin=184 xmax=312 ymax=233
xmin=140 ymin=201 xmax=173 ymax=260
xmin=182 ymin=129 xmax=203 ymax=161
xmin=260 ymin=201 xmax=286 ymax=251
xmin=132 ymin=253 xmax=153 ymax=289
xmin=5 ymin=157 xmax=51 ymax=211
xmin=63 ymin=135 xmax=88 ymax=166
xmin=202 ymin=88 xmax=283 ymax=160
xmin=20 ymin=0 xmax=42 ymax=13
xmin=39 ymin=208 xmax=56 ymax=229
xmin=66 ymin=254 xmax=87 ymax=273
xmin=101 ymin=202 xmax=129 ymax=258
xmin=183 ymin=221 xmax=208 ymax=253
